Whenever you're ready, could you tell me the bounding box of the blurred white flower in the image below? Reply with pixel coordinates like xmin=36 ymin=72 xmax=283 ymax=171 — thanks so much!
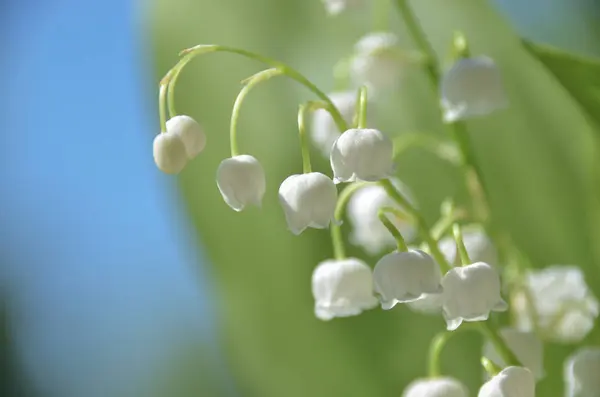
xmin=311 ymin=91 xmax=356 ymax=157
xmin=511 ymin=265 xmax=599 ymax=343
xmin=330 ymin=128 xmax=394 ymax=184
xmin=438 ymin=227 xmax=498 ymax=267
xmin=312 ymin=258 xmax=378 ymax=320
xmin=478 ymin=367 xmax=535 ymax=397
xmin=373 ymin=249 xmax=442 ymax=309
xmin=216 ymin=155 xmax=266 ymax=211
xmin=350 ymin=32 xmax=402 ymax=92
xmin=153 ymin=132 xmax=188 ymax=174
xmin=166 ymin=115 xmax=206 ymax=158
xmin=483 ymin=328 xmax=545 ymax=380
xmin=347 ymin=179 xmax=415 ymax=254
xmin=564 ymin=347 xmax=600 ymax=397
xmin=441 ymin=56 xmax=507 ymax=123
xmin=402 ymin=377 xmax=469 ymax=397
xmin=442 ymin=262 xmax=508 ymax=331
xmin=406 ymin=291 xmax=445 ymax=314
xmin=278 ymin=172 xmax=337 ymax=235
xmin=321 ymin=0 xmax=362 ymax=16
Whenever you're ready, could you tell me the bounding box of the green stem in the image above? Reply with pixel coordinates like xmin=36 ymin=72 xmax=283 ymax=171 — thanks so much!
xmin=167 ymin=74 xmax=178 ymax=118
xmin=159 ymin=83 xmax=168 ymax=133
xmin=477 ymin=321 xmax=521 ymax=367
xmin=298 ymin=103 xmax=312 ymax=173
xmin=356 ymin=85 xmax=368 ymax=128
xmin=380 ymin=179 xmax=452 ymax=272
xmin=481 ymin=356 xmax=502 ymax=377
xmin=428 ymin=330 xmax=454 ymax=377
xmin=377 ymin=207 xmax=408 ymax=252
xmin=167 ymin=44 xmax=349 ymax=134
xmin=230 ymin=68 xmax=281 ymax=157
xmin=331 ymin=182 xmax=369 ymax=259
xmin=452 ymin=223 xmax=471 ymax=265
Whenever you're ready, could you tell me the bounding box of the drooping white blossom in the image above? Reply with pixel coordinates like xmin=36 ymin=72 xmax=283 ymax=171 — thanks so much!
xmin=511 ymin=265 xmax=599 ymax=343
xmin=312 ymin=258 xmax=378 ymax=320
xmin=483 ymin=328 xmax=545 ymax=380
xmin=442 ymin=262 xmax=508 ymax=331
xmin=321 ymin=0 xmax=362 ymax=16
xmin=350 ymin=32 xmax=402 ymax=92
xmin=402 ymin=377 xmax=469 ymax=397
xmin=278 ymin=172 xmax=338 ymax=235
xmin=311 ymin=91 xmax=356 ymax=158
xmin=347 ymin=179 xmax=415 ymax=254
xmin=478 ymin=367 xmax=535 ymax=397
xmin=406 ymin=291 xmax=445 ymax=314
xmin=153 ymin=132 xmax=188 ymax=174
xmin=166 ymin=115 xmax=206 ymax=159
xmin=373 ymin=249 xmax=442 ymax=309
xmin=564 ymin=347 xmax=600 ymax=397
xmin=216 ymin=155 xmax=266 ymax=211
xmin=330 ymin=128 xmax=394 ymax=184
xmin=438 ymin=227 xmax=498 ymax=267
xmin=441 ymin=56 xmax=507 ymax=123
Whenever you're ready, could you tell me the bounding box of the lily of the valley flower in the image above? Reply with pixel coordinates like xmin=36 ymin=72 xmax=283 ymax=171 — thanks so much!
xmin=564 ymin=347 xmax=600 ymax=397
xmin=347 ymin=179 xmax=415 ymax=254
xmin=312 ymin=258 xmax=378 ymax=320
xmin=350 ymin=32 xmax=402 ymax=92
xmin=311 ymin=91 xmax=357 ymax=157
xmin=402 ymin=377 xmax=469 ymax=397
xmin=330 ymin=128 xmax=394 ymax=184
xmin=373 ymin=249 xmax=442 ymax=309
xmin=438 ymin=227 xmax=498 ymax=267
xmin=278 ymin=172 xmax=337 ymax=235
xmin=166 ymin=115 xmax=206 ymax=158
xmin=483 ymin=328 xmax=545 ymax=380
xmin=216 ymin=155 xmax=266 ymax=211
xmin=512 ymin=265 xmax=599 ymax=343
xmin=153 ymin=132 xmax=188 ymax=174
xmin=442 ymin=262 xmax=508 ymax=331
xmin=478 ymin=367 xmax=535 ymax=397
xmin=441 ymin=56 xmax=507 ymax=123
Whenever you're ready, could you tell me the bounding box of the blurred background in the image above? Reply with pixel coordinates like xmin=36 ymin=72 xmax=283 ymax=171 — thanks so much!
xmin=1 ymin=0 xmax=599 ymax=396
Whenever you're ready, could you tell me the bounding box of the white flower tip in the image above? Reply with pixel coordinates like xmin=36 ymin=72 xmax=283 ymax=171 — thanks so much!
xmin=153 ymin=132 xmax=188 ymax=174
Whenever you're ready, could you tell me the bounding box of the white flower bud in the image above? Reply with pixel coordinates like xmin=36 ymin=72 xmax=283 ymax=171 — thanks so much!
xmin=166 ymin=115 xmax=206 ymax=158
xmin=511 ymin=265 xmax=599 ymax=343
xmin=311 ymin=91 xmax=356 ymax=158
xmin=441 ymin=56 xmax=508 ymax=123
xmin=478 ymin=367 xmax=535 ymax=397
xmin=438 ymin=227 xmax=498 ymax=267
xmin=312 ymin=258 xmax=378 ymax=320
xmin=402 ymin=377 xmax=469 ymax=397
xmin=216 ymin=155 xmax=266 ymax=212
xmin=347 ymin=179 xmax=415 ymax=254
xmin=564 ymin=347 xmax=600 ymax=397
xmin=483 ymin=328 xmax=545 ymax=380
xmin=350 ymin=32 xmax=402 ymax=92
xmin=442 ymin=262 xmax=508 ymax=331
xmin=321 ymin=0 xmax=362 ymax=15
xmin=330 ymin=128 xmax=393 ymax=184
xmin=373 ymin=249 xmax=442 ymax=309
xmin=278 ymin=172 xmax=337 ymax=235
xmin=153 ymin=132 xmax=188 ymax=174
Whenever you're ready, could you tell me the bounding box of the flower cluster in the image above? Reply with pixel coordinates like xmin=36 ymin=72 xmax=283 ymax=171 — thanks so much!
xmin=152 ymin=1 xmax=600 ymax=396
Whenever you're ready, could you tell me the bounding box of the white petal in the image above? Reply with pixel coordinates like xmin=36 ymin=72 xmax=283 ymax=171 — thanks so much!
xmin=478 ymin=367 xmax=535 ymax=397
xmin=350 ymin=32 xmax=402 ymax=92
xmin=438 ymin=227 xmax=498 ymax=267
xmin=564 ymin=347 xmax=600 ymax=397
xmin=483 ymin=328 xmax=545 ymax=380
xmin=402 ymin=377 xmax=469 ymax=397
xmin=216 ymin=155 xmax=266 ymax=212
xmin=153 ymin=132 xmax=188 ymax=174
xmin=166 ymin=115 xmax=206 ymax=158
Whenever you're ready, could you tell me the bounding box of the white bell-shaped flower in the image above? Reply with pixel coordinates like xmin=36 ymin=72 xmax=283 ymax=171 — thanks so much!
xmin=483 ymin=328 xmax=545 ymax=380
xmin=153 ymin=132 xmax=188 ymax=174
xmin=402 ymin=377 xmax=469 ymax=397
xmin=438 ymin=227 xmax=498 ymax=267
xmin=564 ymin=347 xmax=600 ymax=397
xmin=311 ymin=91 xmax=356 ymax=158
xmin=511 ymin=265 xmax=599 ymax=343
xmin=373 ymin=249 xmax=442 ymax=309
xmin=330 ymin=128 xmax=393 ymax=184
xmin=312 ymin=258 xmax=378 ymax=320
xmin=216 ymin=155 xmax=266 ymax=212
xmin=278 ymin=172 xmax=337 ymax=235
xmin=166 ymin=115 xmax=206 ymax=158
xmin=478 ymin=367 xmax=535 ymax=397
xmin=321 ymin=0 xmax=362 ymax=15
xmin=440 ymin=56 xmax=507 ymax=123
xmin=347 ymin=179 xmax=415 ymax=255
xmin=406 ymin=291 xmax=445 ymax=314
xmin=442 ymin=262 xmax=508 ymax=331
xmin=350 ymin=32 xmax=402 ymax=92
